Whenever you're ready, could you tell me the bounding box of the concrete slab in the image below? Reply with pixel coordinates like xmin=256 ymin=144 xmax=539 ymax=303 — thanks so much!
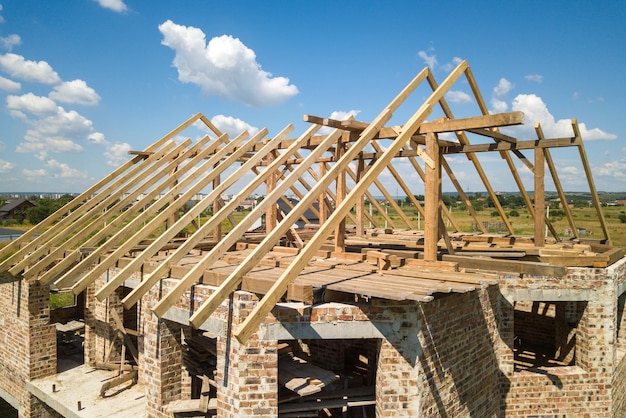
xmin=27 ymin=365 xmax=146 ymax=418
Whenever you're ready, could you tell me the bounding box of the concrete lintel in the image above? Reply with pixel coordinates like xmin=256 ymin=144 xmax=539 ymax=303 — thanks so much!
xmin=617 ymin=280 xmax=626 ymax=298
xmin=162 ymin=306 xmax=226 ymax=337
xmin=501 ymin=288 xmax=597 ymax=303
xmin=258 ymin=320 xmax=400 ymax=340
xmin=0 ymin=385 xmax=22 ymax=414
xmin=164 ymin=305 xmax=405 ymax=341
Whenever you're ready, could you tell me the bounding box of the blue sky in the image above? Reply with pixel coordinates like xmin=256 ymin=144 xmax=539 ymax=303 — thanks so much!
xmin=0 ymin=0 xmax=624 ymax=194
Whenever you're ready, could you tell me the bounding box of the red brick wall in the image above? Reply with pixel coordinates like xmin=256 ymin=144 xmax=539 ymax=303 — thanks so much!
xmin=0 ymin=277 xmax=56 ymax=416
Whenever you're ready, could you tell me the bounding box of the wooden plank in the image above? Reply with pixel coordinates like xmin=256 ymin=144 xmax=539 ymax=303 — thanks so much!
xmin=99 ymin=370 xmax=138 ymax=397
xmin=573 ymin=119 xmax=610 ymax=243
xmin=424 ymin=132 xmax=440 ymax=261
xmin=534 ymin=145 xmax=545 ymax=246
xmin=442 ymin=254 xmax=567 ymax=276
xmin=232 ymin=61 xmax=468 ymax=343
xmin=417 ymin=111 xmax=523 ymax=134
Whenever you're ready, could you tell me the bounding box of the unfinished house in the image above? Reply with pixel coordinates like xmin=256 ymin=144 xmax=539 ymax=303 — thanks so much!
xmin=0 ymin=60 xmax=625 ymax=418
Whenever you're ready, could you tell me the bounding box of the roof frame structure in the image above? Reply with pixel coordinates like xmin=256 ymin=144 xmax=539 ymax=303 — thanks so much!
xmin=0 ymin=61 xmax=614 ymax=344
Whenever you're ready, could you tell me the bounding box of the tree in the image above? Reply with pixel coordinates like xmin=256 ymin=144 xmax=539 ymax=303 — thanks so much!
xmin=25 ymin=195 xmax=75 ymax=224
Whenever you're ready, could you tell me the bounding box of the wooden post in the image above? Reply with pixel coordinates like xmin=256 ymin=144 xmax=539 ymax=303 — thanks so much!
xmin=213 ymin=171 xmax=221 ymax=241
xmin=319 ymin=162 xmax=327 ymax=225
xmin=534 ymin=146 xmax=545 ymax=247
xmin=265 ymin=151 xmax=277 ymax=232
xmin=334 ymin=133 xmax=348 ymax=253
xmin=356 ymin=153 xmax=365 ymax=236
xmin=424 ymin=132 xmax=440 ymax=261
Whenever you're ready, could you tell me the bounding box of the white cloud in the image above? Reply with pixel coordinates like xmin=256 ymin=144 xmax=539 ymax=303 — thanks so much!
xmin=0 ymin=34 xmax=21 ymax=51
xmin=329 ymin=110 xmax=361 ymax=121
xmin=22 ymin=168 xmax=48 ymax=181
xmin=104 ymin=142 xmax=132 ymax=166
xmin=94 ymin=0 xmax=128 ymax=13
xmin=0 ymin=158 xmax=14 ymax=173
xmin=445 ymin=90 xmax=472 ymax=104
xmin=209 ymin=114 xmax=259 ymax=137
xmin=493 ymin=78 xmax=514 ymax=97
xmin=45 ymin=159 xmax=88 ymax=179
xmin=511 ymin=94 xmax=617 ymax=141
xmin=7 ymin=92 xmax=57 ymax=115
xmin=441 ymin=57 xmax=463 ymax=72
xmin=417 ymin=50 xmax=437 ymax=69
xmin=490 ymin=98 xmax=508 ymax=113
xmin=0 ymin=53 xmax=61 ymax=84
xmin=0 ymin=75 xmax=19 ymax=91
xmin=525 ymin=74 xmax=543 ymax=83
xmin=158 ymin=20 xmax=298 ymax=107
xmin=0 ymin=4 xmax=4 ymax=24
xmin=49 ymin=79 xmax=101 ymax=106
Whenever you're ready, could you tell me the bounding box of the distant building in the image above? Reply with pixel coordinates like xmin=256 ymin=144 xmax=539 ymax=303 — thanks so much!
xmin=0 ymin=199 xmax=35 ymax=221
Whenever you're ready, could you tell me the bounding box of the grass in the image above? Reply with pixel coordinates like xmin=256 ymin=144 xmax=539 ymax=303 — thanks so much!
xmin=50 ymin=291 xmax=76 ymax=309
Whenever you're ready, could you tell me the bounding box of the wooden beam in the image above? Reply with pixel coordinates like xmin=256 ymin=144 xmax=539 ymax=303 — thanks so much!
xmin=232 ymin=61 xmax=467 ymax=343
xmin=418 ymin=111 xmax=523 ymax=134
xmin=118 ymin=125 xmax=306 ymax=308
xmin=536 ymin=123 xmax=577 ymax=239
xmin=534 ymin=146 xmax=545 ymax=246
xmin=424 ymin=132 xmax=440 ymax=261
xmin=573 ymin=119 xmax=610 ymax=243
xmin=37 ymin=137 xmax=219 ymax=286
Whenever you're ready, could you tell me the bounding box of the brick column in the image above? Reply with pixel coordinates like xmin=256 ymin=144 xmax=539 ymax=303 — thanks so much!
xmin=141 ymin=282 xmax=185 ymax=418
xmin=375 ymin=302 xmax=421 ymax=417
xmin=83 ymin=282 xmax=97 ymax=366
xmin=89 ymin=275 xmax=125 ymax=365
xmin=27 ymin=279 xmax=56 ymax=380
xmin=215 ymin=291 xmax=278 ymax=418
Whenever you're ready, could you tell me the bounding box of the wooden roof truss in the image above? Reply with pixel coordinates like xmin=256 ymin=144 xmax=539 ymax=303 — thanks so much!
xmin=0 ymin=61 xmax=615 ymax=343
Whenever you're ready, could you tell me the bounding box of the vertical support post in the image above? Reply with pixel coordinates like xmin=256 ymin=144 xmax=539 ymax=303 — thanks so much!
xmin=334 ymin=133 xmax=348 ymax=253
xmin=213 ymin=171 xmax=222 ymax=241
xmin=319 ymin=162 xmax=327 ymax=225
xmin=265 ymin=151 xmax=277 ymax=233
xmin=424 ymin=132 xmax=440 ymax=261
xmin=356 ymin=153 xmax=365 ymax=237
xmin=168 ymin=161 xmax=180 ymax=230
xmin=534 ymin=146 xmax=545 ymax=247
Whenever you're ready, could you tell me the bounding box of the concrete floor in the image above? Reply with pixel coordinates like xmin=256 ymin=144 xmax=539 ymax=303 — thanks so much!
xmin=27 ymin=364 xmax=146 ymax=418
